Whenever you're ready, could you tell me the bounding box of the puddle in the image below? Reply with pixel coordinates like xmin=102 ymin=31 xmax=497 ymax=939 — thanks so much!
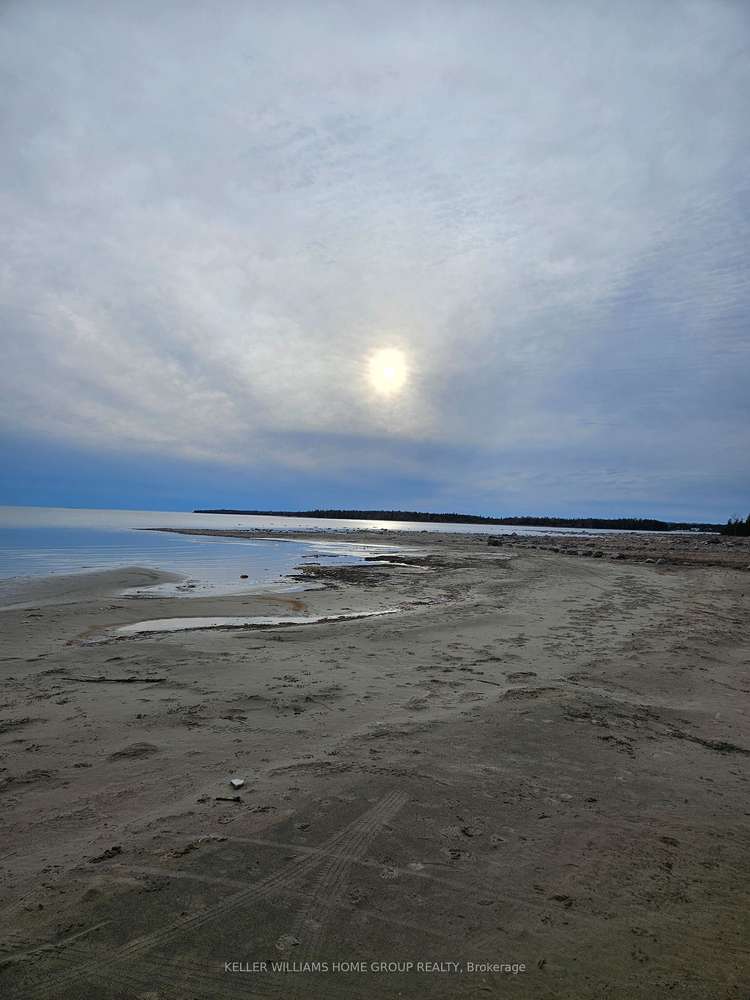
xmin=110 ymin=608 xmax=400 ymax=637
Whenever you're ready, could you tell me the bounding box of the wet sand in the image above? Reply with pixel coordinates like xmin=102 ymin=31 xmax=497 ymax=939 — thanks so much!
xmin=0 ymin=530 xmax=749 ymax=998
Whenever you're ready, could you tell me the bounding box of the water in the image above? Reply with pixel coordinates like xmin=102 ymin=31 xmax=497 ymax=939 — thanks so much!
xmin=111 ymin=609 xmax=400 ymax=636
xmin=0 ymin=505 xmax=608 ymax=536
xmin=0 ymin=507 xmax=412 ymax=596
xmin=0 ymin=505 xmax=608 ymax=595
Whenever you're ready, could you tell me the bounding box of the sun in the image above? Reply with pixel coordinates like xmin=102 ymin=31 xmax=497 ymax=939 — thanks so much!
xmin=368 ymin=348 xmax=408 ymax=396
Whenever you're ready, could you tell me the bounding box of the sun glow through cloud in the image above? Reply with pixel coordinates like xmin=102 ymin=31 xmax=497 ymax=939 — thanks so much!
xmin=0 ymin=2 xmax=748 ymax=519
xmin=368 ymin=348 xmax=408 ymax=397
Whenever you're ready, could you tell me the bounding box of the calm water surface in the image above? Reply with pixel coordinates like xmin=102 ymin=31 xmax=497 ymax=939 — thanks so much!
xmin=0 ymin=505 xmax=605 ymax=595
xmin=0 ymin=507 xmax=413 ymax=595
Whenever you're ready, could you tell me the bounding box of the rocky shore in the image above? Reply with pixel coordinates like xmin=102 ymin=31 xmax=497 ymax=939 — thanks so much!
xmin=488 ymin=529 xmax=750 ymax=570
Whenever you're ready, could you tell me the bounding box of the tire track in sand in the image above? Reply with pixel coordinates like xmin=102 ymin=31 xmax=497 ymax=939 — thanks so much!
xmin=20 ymin=790 xmax=407 ymax=999
xmin=292 ymin=792 xmax=408 ymax=960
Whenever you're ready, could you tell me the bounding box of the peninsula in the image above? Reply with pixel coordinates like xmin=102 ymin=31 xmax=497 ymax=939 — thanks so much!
xmin=194 ymin=508 xmax=723 ymax=532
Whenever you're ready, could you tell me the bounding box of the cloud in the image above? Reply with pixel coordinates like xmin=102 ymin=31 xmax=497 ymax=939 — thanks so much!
xmin=1 ymin=0 xmax=748 ymax=515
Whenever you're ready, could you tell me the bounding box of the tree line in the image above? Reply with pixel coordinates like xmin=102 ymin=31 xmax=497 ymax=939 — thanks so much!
xmin=721 ymin=514 xmax=750 ymax=536
xmin=195 ymin=508 xmax=725 ymax=532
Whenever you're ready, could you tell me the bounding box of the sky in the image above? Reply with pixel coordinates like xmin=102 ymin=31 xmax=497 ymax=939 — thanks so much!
xmin=1 ymin=0 xmax=748 ymax=521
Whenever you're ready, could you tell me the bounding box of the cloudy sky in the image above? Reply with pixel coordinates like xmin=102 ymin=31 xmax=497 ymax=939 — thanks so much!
xmin=1 ymin=1 xmax=748 ymax=520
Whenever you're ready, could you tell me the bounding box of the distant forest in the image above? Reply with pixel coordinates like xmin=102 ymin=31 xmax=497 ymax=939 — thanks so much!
xmin=722 ymin=514 xmax=750 ymax=536
xmin=194 ymin=508 xmax=725 ymax=532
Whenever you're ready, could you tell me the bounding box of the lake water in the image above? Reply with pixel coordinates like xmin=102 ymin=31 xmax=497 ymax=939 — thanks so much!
xmin=0 ymin=507 xmax=413 ymax=595
xmin=111 ymin=609 xmax=400 ymax=637
xmin=0 ymin=505 xmax=605 ymax=595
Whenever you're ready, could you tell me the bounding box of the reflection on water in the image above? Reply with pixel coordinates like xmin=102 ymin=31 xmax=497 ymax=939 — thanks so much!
xmin=0 ymin=504 xmax=599 ymax=596
xmin=0 ymin=505 xmax=603 ymax=535
xmin=0 ymin=509 xmax=411 ymax=595
xmin=0 ymin=528 xmax=331 ymax=595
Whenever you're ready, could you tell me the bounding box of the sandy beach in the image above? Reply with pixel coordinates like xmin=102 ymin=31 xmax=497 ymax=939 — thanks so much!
xmin=1 ymin=529 xmax=749 ymax=998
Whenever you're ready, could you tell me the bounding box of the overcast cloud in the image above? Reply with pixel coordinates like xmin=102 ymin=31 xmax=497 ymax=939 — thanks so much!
xmin=1 ymin=1 xmax=748 ymax=518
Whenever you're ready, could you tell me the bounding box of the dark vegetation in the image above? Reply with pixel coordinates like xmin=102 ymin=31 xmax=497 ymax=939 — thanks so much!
xmin=194 ymin=508 xmax=724 ymax=532
xmin=721 ymin=514 xmax=750 ymax=536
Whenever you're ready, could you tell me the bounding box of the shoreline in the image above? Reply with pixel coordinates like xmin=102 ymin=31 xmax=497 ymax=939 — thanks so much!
xmin=0 ymin=566 xmax=183 ymax=611
xmin=1 ymin=531 xmax=748 ymax=997
xmin=4 ymin=519 xmax=746 ymax=617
